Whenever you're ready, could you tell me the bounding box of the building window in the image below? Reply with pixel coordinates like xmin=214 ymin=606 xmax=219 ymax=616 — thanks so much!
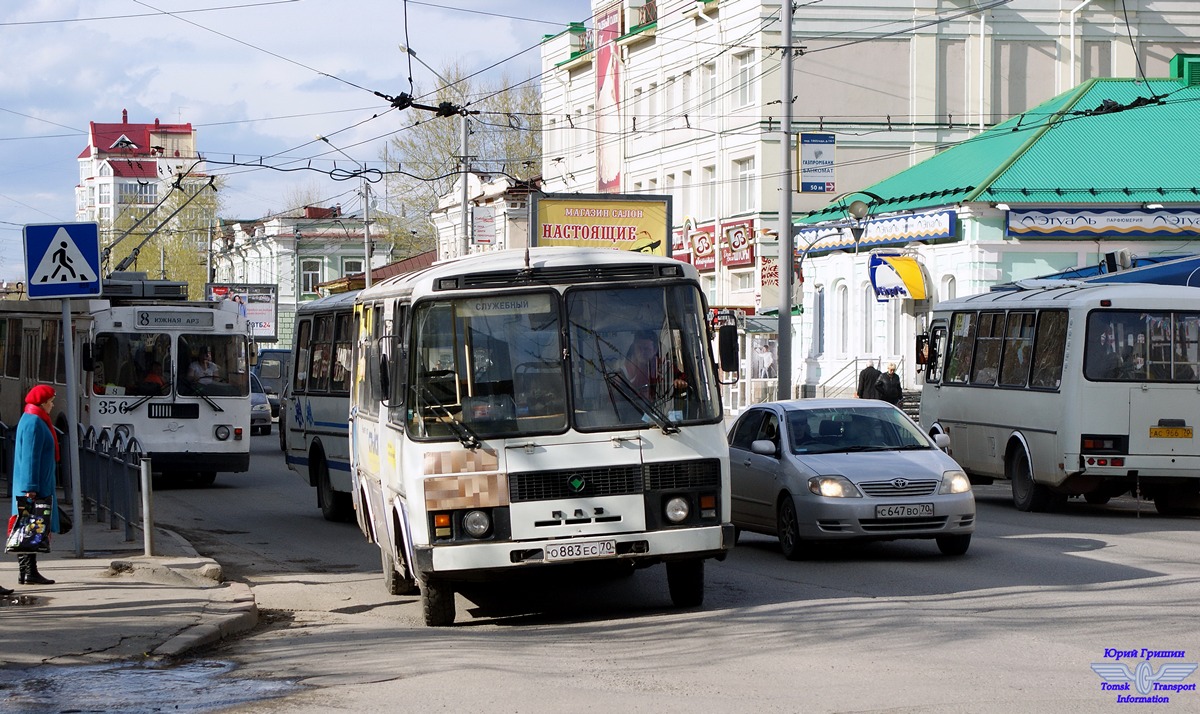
xmin=733 ymin=157 xmax=756 ymax=214
xmin=735 ymin=51 xmax=755 ymax=108
xmin=99 ymin=163 xmax=111 ymax=177
xmin=702 ymin=165 xmax=716 ymax=218
xmin=301 ymin=259 xmax=322 ymax=294
xmin=734 ymin=271 xmax=754 ymax=291
xmin=815 ymin=287 xmax=826 ymax=356
xmin=343 ymin=258 xmax=364 ymax=276
xmin=99 ymin=184 xmax=111 ymax=204
xmin=701 ymin=63 xmax=717 ymax=116
xmin=862 ymin=284 xmax=874 ymax=354
xmin=116 ymin=182 xmax=156 ymax=205
xmin=99 ymin=207 xmax=111 ymax=221
xmin=837 ymin=283 xmax=849 ymax=354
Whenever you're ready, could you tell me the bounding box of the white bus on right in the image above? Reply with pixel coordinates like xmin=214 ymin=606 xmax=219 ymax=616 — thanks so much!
xmin=919 ymin=281 xmax=1200 ymax=514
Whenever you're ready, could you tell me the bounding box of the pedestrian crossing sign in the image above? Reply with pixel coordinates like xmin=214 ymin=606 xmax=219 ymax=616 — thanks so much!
xmin=23 ymin=222 xmax=102 ymax=299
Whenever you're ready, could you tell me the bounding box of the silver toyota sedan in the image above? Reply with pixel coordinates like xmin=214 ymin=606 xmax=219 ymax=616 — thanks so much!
xmin=729 ymin=399 xmax=975 ymax=559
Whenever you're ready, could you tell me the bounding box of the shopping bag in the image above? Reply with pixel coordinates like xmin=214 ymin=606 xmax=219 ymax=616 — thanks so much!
xmin=5 ymin=497 xmax=51 ymax=553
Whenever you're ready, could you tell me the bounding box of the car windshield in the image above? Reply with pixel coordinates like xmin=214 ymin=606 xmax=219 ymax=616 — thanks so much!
xmin=787 ymin=406 xmax=931 ymax=454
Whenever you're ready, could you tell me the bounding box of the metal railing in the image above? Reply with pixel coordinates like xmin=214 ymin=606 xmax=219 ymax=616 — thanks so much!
xmin=78 ymin=426 xmax=145 ymax=542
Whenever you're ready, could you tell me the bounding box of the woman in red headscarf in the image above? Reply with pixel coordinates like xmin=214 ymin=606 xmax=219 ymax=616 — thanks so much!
xmin=7 ymin=384 xmax=60 ymax=590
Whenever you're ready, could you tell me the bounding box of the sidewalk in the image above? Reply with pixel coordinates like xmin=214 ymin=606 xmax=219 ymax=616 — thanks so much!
xmin=0 ymin=505 xmax=257 ymax=666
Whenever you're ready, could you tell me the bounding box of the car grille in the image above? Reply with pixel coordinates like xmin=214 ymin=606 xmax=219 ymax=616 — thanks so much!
xmin=509 ymin=458 xmax=720 ymax=502
xmin=859 ymin=516 xmax=948 ymax=532
xmin=859 ymin=478 xmax=938 ymax=497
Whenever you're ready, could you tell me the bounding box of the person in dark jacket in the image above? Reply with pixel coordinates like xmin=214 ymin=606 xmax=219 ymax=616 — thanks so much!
xmin=856 ymin=361 xmax=881 ymax=400
xmin=875 ymin=363 xmax=903 ymax=406
xmin=9 ymin=384 xmax=60 ymax=588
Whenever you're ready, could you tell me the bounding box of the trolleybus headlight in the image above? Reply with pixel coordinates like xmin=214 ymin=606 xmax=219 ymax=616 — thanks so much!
xmin=215 ymin=425 xmax=231 ymax=441
xmin=462 ymin=510 xmax=491 ymax=538
xmin=939 ymin=470 xmax=971 ymax=494
xmin=665 ymin=496 xmax=690 ymax=523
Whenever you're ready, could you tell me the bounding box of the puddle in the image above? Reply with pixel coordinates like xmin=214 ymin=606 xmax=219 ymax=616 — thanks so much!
xmin=0 ymin=660 xmax=299 ymax=712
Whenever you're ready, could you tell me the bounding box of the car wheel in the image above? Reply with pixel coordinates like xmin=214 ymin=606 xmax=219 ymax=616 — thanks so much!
xmin=316 ymin=453 xmax=352 ymax=522
xmin=1009 ymin=447 xmax=1054 ymax=512
xmin=732 ymin=526 xmax=741 ymax=545
xmin=381 ymin=545 xmax=419 ymax=596
xmin=422 ymin=580 xmax=456 ymax=626
xmin=261 ymin=422 xmax=271 ymax=436
xmin=665 ymin=559 xmax=704 ymax=608
xmin=777 ymin=496 xmax=808 ymax=561
xmin=936 ymin=533 xmax=971 ymax=556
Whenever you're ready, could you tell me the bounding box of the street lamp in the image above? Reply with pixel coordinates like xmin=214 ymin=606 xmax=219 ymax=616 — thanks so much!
xmin=317 ymin=136 xmax=372 ymax=288
xmin=399 ymin=44 xmax=472 ymax=258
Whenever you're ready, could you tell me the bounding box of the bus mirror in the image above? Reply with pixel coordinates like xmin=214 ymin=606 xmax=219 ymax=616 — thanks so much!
xmin=718 ymin=324 xmax=739 ymax=372
xmin=915 ymin=334 xmax=930 ymax=372
xmin=249 ymin=347 xmax=258 ymax=367
xmin=377 ymin=336 xmax=391 ymax=397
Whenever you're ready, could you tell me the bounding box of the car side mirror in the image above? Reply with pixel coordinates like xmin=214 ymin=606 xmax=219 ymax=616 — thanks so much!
xmin=750 ymin=439 xmax=777 ymax=456
xmin=933 ymin=433 xmax=950 ymax=450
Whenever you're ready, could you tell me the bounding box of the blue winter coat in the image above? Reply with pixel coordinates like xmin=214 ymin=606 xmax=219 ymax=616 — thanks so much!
xmin=11 ymin=411 xmax=59 ymax=534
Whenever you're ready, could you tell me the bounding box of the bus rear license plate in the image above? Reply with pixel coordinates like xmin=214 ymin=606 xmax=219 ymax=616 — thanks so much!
xmin=875 ymin=503 xmax=934 ymax=519
xmin=1150 ymin=427 xmax=1193 ymax=439
xmin=544 ymin=540 xmax=616 ymax=562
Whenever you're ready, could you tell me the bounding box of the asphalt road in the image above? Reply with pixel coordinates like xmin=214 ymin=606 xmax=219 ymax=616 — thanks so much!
xmin=152 ymin=435 xmax=1200 ymax=713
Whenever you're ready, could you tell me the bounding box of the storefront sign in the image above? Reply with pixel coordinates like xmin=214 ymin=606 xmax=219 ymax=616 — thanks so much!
xmin=797 ymin=210 xmax=957 ymax=254
xmin=721 ymin=221 xmax=755 ymax=267
xmin=1007 ymin=208 xmax=1200 ymax=238
xmin=532 ymin=193 xmax=671 ymax=255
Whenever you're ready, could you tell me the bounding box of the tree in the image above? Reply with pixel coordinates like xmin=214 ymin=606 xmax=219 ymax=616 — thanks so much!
xmin=384 ymin=64 xmax=542 ymax=254
xmin=100 ymin=173 xmax=223 ymax=299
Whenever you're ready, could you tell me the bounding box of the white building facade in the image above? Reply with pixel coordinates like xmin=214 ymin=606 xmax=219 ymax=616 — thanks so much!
xmin=539 ymin=0 xmax=1200 ymax=409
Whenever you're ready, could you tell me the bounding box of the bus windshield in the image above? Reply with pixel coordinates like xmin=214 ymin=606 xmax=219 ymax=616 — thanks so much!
xmin=567 ymin=284 xmax=720 ymax=431
xmin=92 ymin=332 xmax=174 ymax=396
xmin=405 ymin=284 xmax=721 ymax=440
xmin=178 ymin=334 xmax=250 ymax=397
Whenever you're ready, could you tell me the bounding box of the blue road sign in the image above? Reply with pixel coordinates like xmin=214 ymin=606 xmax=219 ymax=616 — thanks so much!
xmin=23 ymin=222 xmax=102 ymax=299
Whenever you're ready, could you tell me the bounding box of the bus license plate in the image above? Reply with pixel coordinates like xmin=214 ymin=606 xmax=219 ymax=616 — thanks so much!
xmin=545 ymin=540 xmax=616 ymax=562
xmin=1150 ymin=427 xmax=1193 ymax=439
xmin=875 ymin=503 xmax=934 ymax=519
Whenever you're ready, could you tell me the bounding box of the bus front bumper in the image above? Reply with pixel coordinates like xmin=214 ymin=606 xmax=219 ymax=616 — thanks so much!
xmin=413 ymin=523 xmax=734 ymax=580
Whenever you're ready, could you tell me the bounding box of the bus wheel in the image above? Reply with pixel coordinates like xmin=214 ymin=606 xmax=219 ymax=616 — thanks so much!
xmin=422 ymin=580 xmax=456 ymax=626
xmin=381 ymin=547 xmax=419 ymax=596
xmin=194 ymin=471 xmax=216 ymax=487
xmin=936 ymin=533 xmax=972 ymax=556
xmin=1009 ymin=448 xmax=1052 ymax=512
xmin=316 ymin=453 xmax=352 ymax=522
xmin=666 ymin=559 xmax=704 ymax=608
xmin=1084 ymin=491 xmax=1111 ymax=505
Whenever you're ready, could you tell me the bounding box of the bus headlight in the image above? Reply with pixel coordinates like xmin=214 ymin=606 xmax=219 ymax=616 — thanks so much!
xmin=939 ymin=470 xmax=971 ymax=494
xmin=462 ymin=510 xmax=491 ymax=538
xmin=215 ymin=425 xmax=231 ymax=441
xmin=665 ymin=496 xmax=690 ymax=523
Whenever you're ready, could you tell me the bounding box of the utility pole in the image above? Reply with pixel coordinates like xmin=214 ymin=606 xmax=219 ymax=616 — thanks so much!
xmin=777 ymin=0 xmax=795 ymax=400
xmin=363 ymin=178 xmax=372 ymax=288
xmin=459 ymin=111 xmax=470 ymax=258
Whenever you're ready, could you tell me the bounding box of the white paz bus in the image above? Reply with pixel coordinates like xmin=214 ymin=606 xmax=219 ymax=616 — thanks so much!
xmin=350 ymin=248 xmax=736 ymax=625
xmin=919 ymin=281 xmax=1200 ymax=514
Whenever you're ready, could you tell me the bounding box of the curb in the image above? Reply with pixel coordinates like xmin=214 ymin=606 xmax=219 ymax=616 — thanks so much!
xmin=153 ymin=580 xmax=260 ymax=657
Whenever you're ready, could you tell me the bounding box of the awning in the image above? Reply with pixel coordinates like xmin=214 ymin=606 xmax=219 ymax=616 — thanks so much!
xmin=869 ymin=253 xmax=928 ymax=301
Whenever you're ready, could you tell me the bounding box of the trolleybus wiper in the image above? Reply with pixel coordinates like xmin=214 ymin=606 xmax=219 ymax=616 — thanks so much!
xmin=188 ymin=383 xmax=224 ymax=412
xmin=417 ymin=385 xmax=482 ymax=450
xmin=604 ymin=370 xmax=680 ymax=435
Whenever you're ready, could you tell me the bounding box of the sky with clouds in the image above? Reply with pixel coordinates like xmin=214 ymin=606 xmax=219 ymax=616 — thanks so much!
xmin=0 ymin=0 xmax=592 ymax=277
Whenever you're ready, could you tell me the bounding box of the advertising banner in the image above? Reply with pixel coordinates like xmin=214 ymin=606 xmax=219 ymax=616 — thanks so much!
xmin=1007 ymin=208 xmax=1200 ymax=238
xmin=205 ymin=282 xmax=278 ymax=341
xmin=532 ymin=193 xmax=672 ymax=256
xmin=799 ymin=133 xmax=836 ymax=193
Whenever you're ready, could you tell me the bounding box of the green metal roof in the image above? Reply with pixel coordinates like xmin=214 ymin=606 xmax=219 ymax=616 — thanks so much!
xmin=801 ymin=63 xmax=1200 ymax=224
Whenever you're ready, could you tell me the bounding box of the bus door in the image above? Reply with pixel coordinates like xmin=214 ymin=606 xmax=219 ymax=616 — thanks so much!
xmin=21 ymin=325 xmax=40 ymax=398
xmin=1128 ymin=386 xmax=1198 ymax=458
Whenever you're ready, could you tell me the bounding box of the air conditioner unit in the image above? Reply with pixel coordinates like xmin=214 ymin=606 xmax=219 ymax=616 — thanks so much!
xmin=1104 ymin=248 xmax=1133 ymax=272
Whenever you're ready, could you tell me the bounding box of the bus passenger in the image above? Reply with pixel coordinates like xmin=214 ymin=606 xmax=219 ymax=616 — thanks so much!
xmin=623 ymin=332 xmax=687 ymax=401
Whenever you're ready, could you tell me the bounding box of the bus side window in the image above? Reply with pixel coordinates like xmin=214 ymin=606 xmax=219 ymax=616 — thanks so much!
xmin=1030 ymin=310 xmax=1068 ymax=389
xmin=925 ymin=325 xmax=947 ymax=384
xmin=944 ymin=312 xmax=976 ymax=384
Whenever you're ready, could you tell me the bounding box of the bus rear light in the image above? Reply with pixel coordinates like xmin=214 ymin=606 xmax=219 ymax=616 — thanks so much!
xmin=1081 ymin=434 xmax=1127 ymax=454
xmin=1086 ymin=457 xmax=1125 ymax=467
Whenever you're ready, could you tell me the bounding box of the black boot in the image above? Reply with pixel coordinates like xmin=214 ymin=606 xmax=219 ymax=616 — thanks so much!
xmin=0 ymin=584 xmax=12 ymax=596
xmin=18 ymin=555 xmax=53 ymax=585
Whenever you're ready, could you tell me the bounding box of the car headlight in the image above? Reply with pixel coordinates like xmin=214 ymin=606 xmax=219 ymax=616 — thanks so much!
xmin=462 ymin=510 xmax=491 ymax=538
xmin=807 ymin=475 xmax=862 ymax=498
xmin=939 ymin=470 xmax=971 ymax=494
xmin=252 ymin=403 xmax=270 ymax=413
